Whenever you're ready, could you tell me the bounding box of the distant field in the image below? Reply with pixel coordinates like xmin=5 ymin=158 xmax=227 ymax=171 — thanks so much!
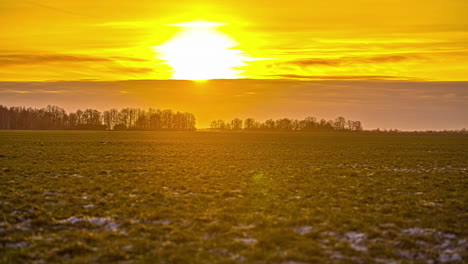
xmin=0 ymin=131 xmax=467 ymax=263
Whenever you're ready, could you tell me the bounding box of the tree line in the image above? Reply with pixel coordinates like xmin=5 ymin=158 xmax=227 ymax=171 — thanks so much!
xmin=0 ymin=105 xmax=196 ymax=131
xmin=209 ymin=116 xmax=363 ymax=132
xmin=367 ymin=128 xmax=468 ymax=134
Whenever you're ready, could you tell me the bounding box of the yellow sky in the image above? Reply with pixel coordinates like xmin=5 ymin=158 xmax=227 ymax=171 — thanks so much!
xmin=1 ymin=0 xmax=467 ymax=81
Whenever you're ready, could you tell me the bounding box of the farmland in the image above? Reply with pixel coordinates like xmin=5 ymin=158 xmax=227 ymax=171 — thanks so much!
xmin=0 ymin=131 xmax=467 ymax=263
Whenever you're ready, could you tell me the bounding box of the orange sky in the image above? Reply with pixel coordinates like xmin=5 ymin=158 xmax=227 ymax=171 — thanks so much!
xmin=0 ymin=0 xmax=467 ymax=129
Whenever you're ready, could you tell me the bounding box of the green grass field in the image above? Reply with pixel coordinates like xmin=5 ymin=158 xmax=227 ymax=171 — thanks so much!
xmin=0 ymin=131 xmax=467 ymax=263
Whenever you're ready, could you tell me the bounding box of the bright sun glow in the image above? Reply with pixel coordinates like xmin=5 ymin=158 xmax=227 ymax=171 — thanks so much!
xmin=154 ymin=21 xmax=248 ymax=80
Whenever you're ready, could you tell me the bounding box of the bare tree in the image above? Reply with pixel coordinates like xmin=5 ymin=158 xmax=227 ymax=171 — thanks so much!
xmin=244 ymin=118 xmax=256 ymax=130
xmin=231 ymin=118 xmax=243 ymax=130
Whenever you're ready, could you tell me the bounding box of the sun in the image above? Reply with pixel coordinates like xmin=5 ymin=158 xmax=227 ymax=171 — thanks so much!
xmin=153 ymin=21 xmax=248 ymax=80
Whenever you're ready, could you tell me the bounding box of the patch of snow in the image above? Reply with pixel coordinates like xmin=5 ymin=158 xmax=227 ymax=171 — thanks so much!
xmin=105 ymin=222 xmax=119 ymax=231
xmin=13 ymin=220 xmax=31 ymax=231
xmin=154 ymin=219 xmax=171 ymax=225
xmin=374 ymin=258 xmax=397 ymax=264
xmin=402 ymin=227 xmax=432 ymax=236
xmin=396 ymin=250 xmax=426 ymax=260
xmin=324 ymin=250 xmax=344 ymax=260
xmin=343 ymin=232 xmax=367 ymax=253
xmin=293 ymin=226 xmax=312 ymax=235
xmin=57 ymin=216 xmax=119 ymax=231
xmin=321 ymin=231 xmax=338 ymax=237
xmin=7 ymin=242 xmax=29 ymax=248
xmin=441 ymin=233 xmax=457 ymax=240
xmin=438 ymin=251 xmax=462 ymax=263
xmin=230 ymin=253 xmax=246 ymax=262
xmin=379 ymin=223 xmax=396 ymax=228
xmin=29 ymin=149 xmax=41 ymax=153
xmin=236 ymin=237 xmax=258 ymax=245
xmin=391 ymin=168 xmax=421 ymax=173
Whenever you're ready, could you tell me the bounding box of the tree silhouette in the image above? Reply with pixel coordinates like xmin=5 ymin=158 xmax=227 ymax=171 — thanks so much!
xmin=231 ymin=118 xmax=243 ymax=130
xmin=209 ymin=116 xmax=365 ymax=132
xmin=0 ymin=105 xmax=196 ymax=131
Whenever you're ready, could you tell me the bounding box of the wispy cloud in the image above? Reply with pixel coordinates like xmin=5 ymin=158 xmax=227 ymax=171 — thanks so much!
xmin=106 ymin=66 xmax=154 ymax=74
xmin=281 ymin=54 xmax=420 ymax=68
xmin=0 ymin=54 xmax=148 ymax=67
xmin=0 ymin=54 xmax=111 ymax=66
xmin=267 ymin=74 xmax=417 ymax=81
xmin=110 ymin=56 xmax=149 ymax=62
xmin=0 ymin=89 xmax=67 ymax=94
xmin=94 ymin=21 xmax=154 ymax=28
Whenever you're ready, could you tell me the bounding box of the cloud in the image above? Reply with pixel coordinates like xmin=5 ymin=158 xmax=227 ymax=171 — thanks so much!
xmin=0 ymin=54 xmax=149 ymax=67
xmin=0 ymin=89 xmax=67 ymax=94
xmin=267 ymin=74 xmax=416 ymax=81
xmin=290 ymin=59 xmax=341 ymax=67
xmin=283 ymin=54 xmax=419 ymax=68
xmin=107 ymin=66 xmax=154 ymax=74
xmin=0 ymin=54 xmax=111 ymax=66
xmin=366 ymin=55 xmax=413 ymax=63
xmin=110 ymin=56 xmax=149 ymax=62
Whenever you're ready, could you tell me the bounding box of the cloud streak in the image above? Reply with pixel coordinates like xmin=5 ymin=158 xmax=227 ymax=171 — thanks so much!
xmin=0 ymin=54 xmax=148 ymax=67
xmin=282 ymin=54 xmax=419 ymax=68
xmin=267 ymin=74 xmax=417 ymax=81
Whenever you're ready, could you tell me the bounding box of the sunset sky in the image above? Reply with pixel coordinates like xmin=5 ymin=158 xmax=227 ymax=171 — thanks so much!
xmin=1 ymin=0 xmax=467 ymax=129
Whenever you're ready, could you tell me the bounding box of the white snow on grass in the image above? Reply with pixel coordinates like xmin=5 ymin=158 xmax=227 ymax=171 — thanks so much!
xmin=57 ymin=216 xmax=119 ymax=231
xmin=343 ymin=232 xmax=368 ymax=253
xmin=293 ymin=226 xmax=313 ymax=235
xmin=235 ymin=237 xmax=258 ymax=245
xmin=7 ymin=241 xmax=29 ymax=248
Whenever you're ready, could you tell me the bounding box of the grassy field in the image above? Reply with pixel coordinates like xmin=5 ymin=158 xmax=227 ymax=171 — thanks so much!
xmin=0 ymin=131 xmax=467 ymax=263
